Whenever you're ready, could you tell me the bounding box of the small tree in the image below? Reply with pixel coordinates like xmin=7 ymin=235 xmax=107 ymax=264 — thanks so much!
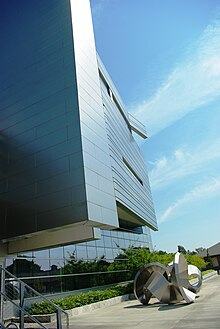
xmin=178 ymin=245 xmax=187 ymax=254
xmin=185 ymin=254 xmax=206 ymax=271
xmin=195 ymin=247 xmax=206 ymax=254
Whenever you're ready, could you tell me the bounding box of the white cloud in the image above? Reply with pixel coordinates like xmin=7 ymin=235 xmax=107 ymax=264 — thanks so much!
xmin=149 ymin=139 xmax=220 ymax=190
xmin=131 ymin=19 xmax=220 ymax=136
xmin=159 ymin=178 xmax=220 ymax=224
xmin=174 ymin=149 xmax=186 ymax=161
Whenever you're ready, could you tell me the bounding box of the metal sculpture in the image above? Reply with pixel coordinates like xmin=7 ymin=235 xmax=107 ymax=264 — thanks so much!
xmin=134 ymin=252 xmax=202 ymax=305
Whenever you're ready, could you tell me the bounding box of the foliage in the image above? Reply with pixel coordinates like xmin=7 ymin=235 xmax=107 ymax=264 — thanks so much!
xmin=27 ymin=283 xmax=133 ymax=315
xmin=61 ymin=247 xmax=207 ymax=289
xmin=195 ymin=247 xmax=206 ymax=254
xmin=6 ymin=259 xmax=41 ymax=276
xmin=27 ymin=249 xmax=209 ymax=316
xmin=9 ymin=246 xmax=207 ymax=296
xmin=178 ymin=245 xmax=187 ymax=254
xmin=108 ymin=247 xmax=174 ymax=278
xmin=62 ymin=254 xmax=110 ymax=274
xmin=202 ymin=269 xmax=215 ymax=277
xmin=61 ymin=253 xmax=122 ymax=290
xmin=185 ymin=254 xmax=206 ymax=271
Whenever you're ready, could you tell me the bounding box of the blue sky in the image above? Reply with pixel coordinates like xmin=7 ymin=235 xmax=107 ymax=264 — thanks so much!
xmin=90 ymin=0 xmax=220 ymax=253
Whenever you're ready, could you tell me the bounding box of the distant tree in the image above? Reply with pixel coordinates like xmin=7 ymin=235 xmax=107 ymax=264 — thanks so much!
xmin=177 ymin=246 xmax=198 ymax=255
xmin=185 ymin=254 xmax=206 ymax=271
xmin=108 ymin=247 xmax=174 ymax=278
xmin=177 ymin=245 xmax=186 ymax=254
xmin=195 ymin=247 xmax=206 ymax=254
xmin=186 ymin=250 xmax=196 ymax=255
xmin=158 ymin=250 xmax=167 ymax=255
xmin=6 ymin=259 xmax=41 ymax=276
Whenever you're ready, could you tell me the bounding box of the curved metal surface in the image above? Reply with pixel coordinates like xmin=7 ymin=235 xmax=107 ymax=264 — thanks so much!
xmin=173 ymin=252 xmax=196 ymax=303
xmin=187 ymin=264 xmax=202 ymax=293
xmin=134 ymin=252 xmax=202 ymax=305
xmin=134 ymin=262 xmax=168 ymax=304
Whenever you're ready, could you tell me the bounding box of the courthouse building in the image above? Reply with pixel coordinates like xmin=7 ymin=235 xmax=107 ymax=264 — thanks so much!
xmin=0 ymin=0 xmax=157 ymax=289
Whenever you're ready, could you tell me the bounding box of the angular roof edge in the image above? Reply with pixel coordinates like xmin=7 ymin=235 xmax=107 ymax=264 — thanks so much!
xmin=197 ymin=242 xmax=220 ymax=257
xmin=97 ymin=54 xmax=147 ymax=139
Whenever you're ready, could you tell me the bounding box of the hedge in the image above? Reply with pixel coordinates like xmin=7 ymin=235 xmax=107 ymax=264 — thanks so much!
xmin=27 ymin=283 xmax=133 ymax=315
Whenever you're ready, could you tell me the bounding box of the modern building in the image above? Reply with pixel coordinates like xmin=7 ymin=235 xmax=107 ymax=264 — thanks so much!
xmin=197 ymin=243 xmax=220 ymax=273
xmin=0 ymin=0 xmax=157 ymax=290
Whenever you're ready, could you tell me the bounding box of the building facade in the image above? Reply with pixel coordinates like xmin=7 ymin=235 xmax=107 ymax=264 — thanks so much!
xmin=0 ymin=0 xmax=157 ymax=290
xmin=197 ymin=243 xmax=220 ymax=273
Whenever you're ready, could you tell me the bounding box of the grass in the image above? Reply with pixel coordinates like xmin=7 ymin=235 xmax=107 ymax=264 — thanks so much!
xmin=188 ymin=269 xmax=215 ymax=280
xmin=202 ymin=269 xmax=215 ymax=277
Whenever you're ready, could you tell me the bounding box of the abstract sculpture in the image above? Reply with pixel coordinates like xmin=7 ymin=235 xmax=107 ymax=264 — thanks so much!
xmin=134 ymin=252 xmax=202 ymax=305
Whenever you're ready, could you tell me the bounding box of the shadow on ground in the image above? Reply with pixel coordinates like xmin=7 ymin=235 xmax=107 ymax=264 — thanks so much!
xmin=124 ymin=301 xmax=191 ymax=312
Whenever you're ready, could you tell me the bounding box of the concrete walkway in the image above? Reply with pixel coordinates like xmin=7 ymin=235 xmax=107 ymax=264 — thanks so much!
xmin=69 ymin=275 xmax=220 ymax=329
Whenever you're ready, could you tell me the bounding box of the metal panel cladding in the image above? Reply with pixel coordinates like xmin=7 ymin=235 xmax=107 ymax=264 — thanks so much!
xmin=0 ymin=0 xmax=156 ymax=251
xmin=0 ymin=0 xmax=115 ymax=244
xmin=98 ymin=58 xmax=158 ymax=231
xmin=0 ymin=0 xmax=89 ymax=241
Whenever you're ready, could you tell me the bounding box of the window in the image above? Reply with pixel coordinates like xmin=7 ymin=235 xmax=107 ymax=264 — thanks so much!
xmin=123 ymin=157 xmax=143 ymax=185
xmin=107 ymin=85 xmax=113 ymax=101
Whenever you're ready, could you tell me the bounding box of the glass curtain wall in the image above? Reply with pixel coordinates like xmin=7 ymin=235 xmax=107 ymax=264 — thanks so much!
xmin=5 ymin=228 xmax=152 ymax=294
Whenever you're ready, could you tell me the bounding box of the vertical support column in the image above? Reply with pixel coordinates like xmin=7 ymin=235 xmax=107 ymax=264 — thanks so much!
xmin=56 ymin=309 xmax=62 ymax=329
xmin=0 ymin=259 xmax=6 ymax=326
xmin=19 ymin=282 xmax=25 ymax=329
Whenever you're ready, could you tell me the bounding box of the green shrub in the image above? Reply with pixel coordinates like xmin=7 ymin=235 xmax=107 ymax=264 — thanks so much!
xmin=202 ymin=269 xmax=215 ymax=277
xmin=185 ymin=254 xmax=206 ymax=271
xmin=27 ymin=283 xmax=133 ymax=315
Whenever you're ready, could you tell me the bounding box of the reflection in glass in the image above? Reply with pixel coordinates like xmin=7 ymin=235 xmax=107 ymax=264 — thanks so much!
xmin=96 ymin=247 xmax=105 ymax=258
xmin=95 ymin=234 xmax=105 ymax=247
xmin=124 ymin=239 xmax=130 ymax=248
xmin=112 ymin=248 xmax=120 ymax=259
xmin=34 ymin=259 xmax=50 ymax=273
xmin=4 ymin=228 xmax=153 ymax=294
xmin=122 ymin=232 xmax=128 ymax=240
xmin=86 ymin=240 xmax=96 ymax=247
xmin=5 ymin=258 xmax=13 ymax=267
xmin=87 ymin=246 xmax=97 ymax=260
xmin=17 ymin=252 xmax=33 ymax=258
xmin=50 ymin=247 xmax=64 ymax=259
xmin=111 ymin=230 xmax=118 ymax=238
xmin=34 ymin=250 xmax=50 ymax=259
xmin=76 ymin=245 xmax=88 ymax=260
xmin=118 ymin=231 xmax=124 ymax=239
xmin=118 ymin=238 xmax=126 ymax=248
xmin=104 ymin=248 xmax=113 ymax=261
xmin=64 ymin=245 xmax=76 ymax=261
xmin=112 ymin=238 xmax=119 ymax=248
xmin=103 ymin=236 xmax=112 ymax=248
xmin=49 ymin=259 xmax=64 ymax=269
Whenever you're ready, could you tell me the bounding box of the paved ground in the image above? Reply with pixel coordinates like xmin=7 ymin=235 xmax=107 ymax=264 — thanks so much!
xmin=69 ymin=275 xmax=220 ymax=329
